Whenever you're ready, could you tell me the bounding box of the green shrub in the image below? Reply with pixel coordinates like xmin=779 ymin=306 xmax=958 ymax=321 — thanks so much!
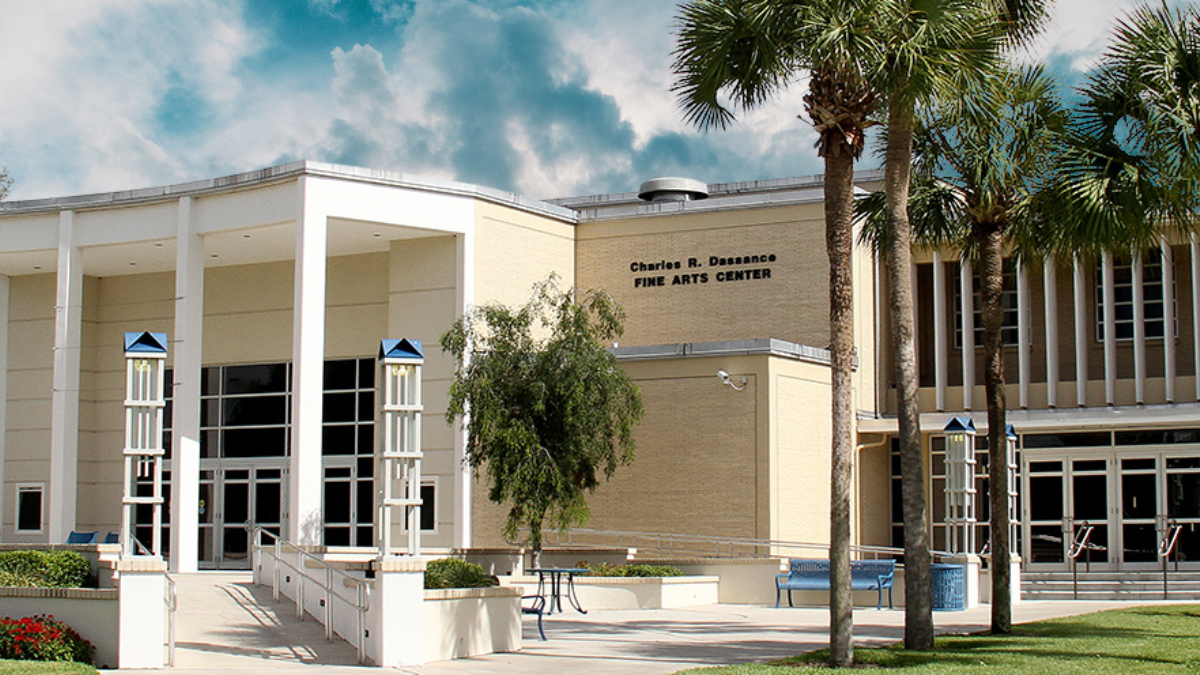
xmin=0 ymin=553 xmax=92 ymax=589
xmin=579 ymin=562 xmax=684 ymax=577
xmin=424 ymin=559 xmax=498 ymax=589
xmin=0 ymin=616 xmax=93 ymax=664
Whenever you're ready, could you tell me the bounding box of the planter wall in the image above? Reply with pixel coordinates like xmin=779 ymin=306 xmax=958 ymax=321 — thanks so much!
xmin=507 ymin=575 xmax=719 ymax=610
xmin=0 ymin=587 xmax=119 ymax=668
xmin=423 ymin=586 xmax=522 ymax=662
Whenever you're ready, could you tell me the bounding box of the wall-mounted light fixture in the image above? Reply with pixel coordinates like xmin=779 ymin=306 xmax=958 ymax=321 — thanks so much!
xmin=717 ymin=369 xmax=747 ymax=391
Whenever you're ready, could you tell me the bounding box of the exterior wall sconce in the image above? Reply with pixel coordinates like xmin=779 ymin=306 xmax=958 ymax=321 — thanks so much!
xmin=717 ymin=369 xmax=746 ymax=391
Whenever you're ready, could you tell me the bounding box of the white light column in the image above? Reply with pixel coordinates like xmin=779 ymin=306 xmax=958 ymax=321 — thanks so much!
xmin=960 ymin=259 xmax=975 ymax=410
xmin=453 ymin=231 xmax=475 ymax=550
xmin=49 ymin=210 xmax=82 ymax=542
xmin=1162 ymin=238 xmax=1177 ymax=402
xmin=1073 ymin=256 xmax=1088 ymax=406
xmin=933 ymin=251 xmax=948 ymax=411
xmin=1102 ymin=252 xmax=1117 ymax=404
xmin=944 ymin=417 xmax=977 ymax=555
xmin=376 ymin=339 xmax=424 ymax=556
xmin=170 ymin=196 xmax=203 ymax=572
xmin=1133 ymin=250 xmax=1146 ymax=403
xmin=1017 ymin=261 xmax=1031 ymax=409
xmin=121 ymin=332 xmax=167 ymax=558
xmin=1044 ymin=259 xmax=1059 ymax=407
xmin=290 ymin=177 xmax=327 ymax=546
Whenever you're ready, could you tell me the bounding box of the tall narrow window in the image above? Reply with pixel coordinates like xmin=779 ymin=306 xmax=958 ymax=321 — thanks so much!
xmin=16 ymin=484 xmax=44 ymax=533
xmin=1096 ymin=251 xmax=1174 ymax=341
xmin=953 ymin=260 xmax=1019 ymax=348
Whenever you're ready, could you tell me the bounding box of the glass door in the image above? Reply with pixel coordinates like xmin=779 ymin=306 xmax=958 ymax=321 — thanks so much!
xmin=1164 ymin=455 xmax=1200 ymax=568
xmin=1023 ymin=454 xmax=1115 ymax=570
xmin=199 ymin=464 xmax=286 ymax=569
xmin=1119 ymin=456 xmax=1160 ymax=566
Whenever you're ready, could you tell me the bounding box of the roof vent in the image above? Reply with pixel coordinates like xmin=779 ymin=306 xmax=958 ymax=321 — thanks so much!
xmin=637 ymin=177 xmax=709 ymax=203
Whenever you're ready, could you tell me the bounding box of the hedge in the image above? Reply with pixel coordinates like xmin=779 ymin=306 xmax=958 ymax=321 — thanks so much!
xmin=0 ymin=552 xmax=92 ymax=589
xmin=424 ymin=559 xmax=498 ymax=589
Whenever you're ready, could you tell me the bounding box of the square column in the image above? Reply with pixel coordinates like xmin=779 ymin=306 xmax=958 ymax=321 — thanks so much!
xmin=170 ymin=196 xmax=203 ymax=572
xmin=0 ymin=276 xmax=8 ymax=528
xmin=290 ymin=177 xmax=327 ymax=546
xmin=49 ymin=210 xmax=82 ymax=542
xmin=453 ymin=232 xmax=475 ymax=550
xmin=959 ymin=259 xmax=975 ymax=410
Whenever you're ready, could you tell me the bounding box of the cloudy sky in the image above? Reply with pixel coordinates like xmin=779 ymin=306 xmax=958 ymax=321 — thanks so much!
xmin=0 ymin=0 xmax=1165 ymax=202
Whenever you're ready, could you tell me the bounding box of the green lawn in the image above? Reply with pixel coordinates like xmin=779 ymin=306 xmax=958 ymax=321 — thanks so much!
xmin=676 ymin=605 xmax=1200 ymax=674
xmin=0 ymin=662 xmax=97 ymax=675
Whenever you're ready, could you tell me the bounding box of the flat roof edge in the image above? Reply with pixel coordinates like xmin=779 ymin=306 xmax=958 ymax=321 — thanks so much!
xmin=611 ymin=338 xmax=834 ymax=366
xmin=0 ymin=161 xmax=578 ymax=223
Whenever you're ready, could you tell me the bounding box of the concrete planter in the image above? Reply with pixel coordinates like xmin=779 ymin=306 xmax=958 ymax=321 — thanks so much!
xmin=0 ymin=587 xmax=119 ymax=668
xmin=423 ymin=586 xmax=522 ymax=662
xmin=508 ymin=574 xmax=719 ymax=610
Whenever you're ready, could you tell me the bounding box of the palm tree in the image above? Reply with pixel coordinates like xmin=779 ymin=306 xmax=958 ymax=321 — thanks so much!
xmin=1053 ymin=1 xmax=1200 ymax=258
xmin=673 ymin=0 xmax=889 ymax=664
xmin=863 ymin=63 xmax=1068 ymax=634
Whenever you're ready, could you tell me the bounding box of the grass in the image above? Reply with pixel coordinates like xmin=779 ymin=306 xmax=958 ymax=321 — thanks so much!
xmin=675 ymin=605 xmax=1200 ymax=674
xmin=0 ymin=662 xmax=97 ymax=675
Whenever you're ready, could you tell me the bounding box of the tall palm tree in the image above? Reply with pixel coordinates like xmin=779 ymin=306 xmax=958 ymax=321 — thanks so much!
xmin=1053 ymin=1 xmax=1200 ymax=257
xmin=862 ymin=63 xmax=1068 ymax=634
xmin=673 ymin=0 xmax=889 ymax=664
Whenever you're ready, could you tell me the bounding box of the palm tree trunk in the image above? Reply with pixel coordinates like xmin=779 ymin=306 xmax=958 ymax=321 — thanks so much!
xmin=885 ymin=97 xmax=933 ymax=650
xmin=826 ymin=149 xmax=856 ymax=668
xmin=979 ymin=226 xmax=1012 ymax=634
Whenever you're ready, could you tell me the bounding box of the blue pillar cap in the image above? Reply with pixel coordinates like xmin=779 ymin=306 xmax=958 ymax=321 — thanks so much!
xmin=379 ymin=338 xmax=423 ymax=361
xmin=943 ymin=417 xmax=976 ymax=434
xmin=1005 ymin=424 xmax=1018 ymax=440
xmin=124 ymin=331 xmax=168 ymax=355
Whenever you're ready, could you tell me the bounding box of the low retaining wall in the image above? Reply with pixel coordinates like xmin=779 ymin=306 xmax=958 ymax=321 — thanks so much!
xmin=424 ymin=586 xmax=521 ymax=662
xmin=0 ymin=587 xmax=119 ymax=668
xmin=507 ymin=575 xmax=719 ymax=610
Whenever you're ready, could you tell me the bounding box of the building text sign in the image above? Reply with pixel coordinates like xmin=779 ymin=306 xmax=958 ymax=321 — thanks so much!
xmin=630 ymin=254 xmax=778 ymax=288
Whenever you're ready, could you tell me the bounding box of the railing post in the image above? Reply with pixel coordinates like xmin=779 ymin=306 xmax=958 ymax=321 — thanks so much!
xmin=325 ymin=567 xmax=334 ymax=641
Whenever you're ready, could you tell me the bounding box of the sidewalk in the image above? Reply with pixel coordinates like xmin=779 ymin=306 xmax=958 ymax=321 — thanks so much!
xmin=114 ymin=572 xmax=1168 ymax=675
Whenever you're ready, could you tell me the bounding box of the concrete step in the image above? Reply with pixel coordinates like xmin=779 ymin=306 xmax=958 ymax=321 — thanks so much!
xmin=1022 ymin=571 xmax=1200 ymax=600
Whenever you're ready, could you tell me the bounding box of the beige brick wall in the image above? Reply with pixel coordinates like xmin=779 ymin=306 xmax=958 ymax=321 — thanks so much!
xmin=771 ymin=359 xmax=833 ymax=546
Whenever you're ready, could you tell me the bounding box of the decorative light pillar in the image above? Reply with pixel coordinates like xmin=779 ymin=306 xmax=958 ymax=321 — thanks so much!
xmin=376 ymin=339 xmax=424 ymax=556
xmin=943 ymin=417 xmax=977 ymax=555
xmin=121 ymin=332 xmax=168 ymax=558
xmin=1006 ymin=424 xmax=1019 ymax=548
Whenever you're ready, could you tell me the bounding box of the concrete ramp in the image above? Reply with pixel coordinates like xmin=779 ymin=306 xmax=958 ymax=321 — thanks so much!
xmin=167 ymin=572 xmax=363 ymax=672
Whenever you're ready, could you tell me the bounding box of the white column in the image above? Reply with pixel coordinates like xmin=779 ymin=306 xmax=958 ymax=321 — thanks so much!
xmin=49 ymin=210 xmax=82 ymax=542
xmin=170 ymin=196 xmax=203 ymax=572
xmin=1043 ymin=258 xmax=1059 ymax=407
xmin=290 ymin=177 xmax=327 ymax=546
xmin=960 ymin=259 xmax=975 ymax=410
xmin=453 ymin=231 xmax=475 ymax=550
xmin=933 ymin=251 xmax=947 ymax=411
xmin=1191 ymin=234 xmax=1200 ymax=401
xmin=1073 ymin=256 xmax=1088 ymax=406
xmin=1102 ymin=252 xmax=1117 ymax=405
xmin=912 ymin=262 xmax=920 ymax=378
xmin=0 ymin=276 xmax=8 ymax=530
xmin=1132 ymin=250 xmax=1146 ymax=403
xmin=1017 ymin=261 xmax=1031 ymax=409
xmin=1162 ymin=238 xmax=1177 ymax=402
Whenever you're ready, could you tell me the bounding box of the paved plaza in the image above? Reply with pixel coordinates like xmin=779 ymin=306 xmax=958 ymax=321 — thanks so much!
xmin=101 ymin=572 xmax=1169 ymax=675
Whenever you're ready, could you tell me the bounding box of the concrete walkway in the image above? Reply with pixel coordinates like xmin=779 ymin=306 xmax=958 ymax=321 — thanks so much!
xmin=107 ymin=572 xmax=1177 ymax=675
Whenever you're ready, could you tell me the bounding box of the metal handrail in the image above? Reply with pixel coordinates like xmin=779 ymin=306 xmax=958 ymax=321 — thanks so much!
xmin=251 ymin=527 xmax=371 ymax=665
xmin=1158 ymin=522 xmax=1183 ymax=600
xmin=1068 ymin=526 xmax=1096 ymax=560
xmin=525 ymin=527 xmax=957 ymax=562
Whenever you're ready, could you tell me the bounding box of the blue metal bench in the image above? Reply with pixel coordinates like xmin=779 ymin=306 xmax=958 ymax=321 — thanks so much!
xmin=775 ymin=558 xmax=895 ymax=610
xmin=66 ymin=530 xmax=98 ymax=544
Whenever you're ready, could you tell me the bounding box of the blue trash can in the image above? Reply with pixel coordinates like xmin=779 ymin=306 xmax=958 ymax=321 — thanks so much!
xmin=930 ymin=563 xmax=965 ymax=611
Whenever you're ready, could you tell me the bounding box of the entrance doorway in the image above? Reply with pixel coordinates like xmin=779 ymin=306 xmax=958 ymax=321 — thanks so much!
xmin=199 ymin=464 xmax=286 ymax=569
xmin=1022 ymin=450 xmax=1200 ymax=570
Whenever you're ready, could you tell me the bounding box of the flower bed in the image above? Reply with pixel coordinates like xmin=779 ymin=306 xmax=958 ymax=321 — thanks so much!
xmin=0 ymin=616 xmax=93 ymax=664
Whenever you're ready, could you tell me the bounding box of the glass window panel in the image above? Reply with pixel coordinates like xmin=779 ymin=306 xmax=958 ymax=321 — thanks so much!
xmin=225 ymin=470 xmax=249 ymax=481
xmin=355 ymin=527 xmax=374 ymax=547
xmin=931 ymin=478 xmax=946 ymax=521
xmin=163 ymin=369 xmax=174 ymax=400
xmin=326 ymin=467 xmax=352 ymax=478
xmin=891 ymin=478 xmax=902 ymax=523
xmin=1123 ymin=523 xmax=1158 ymax=563
xmin=325 ymin=527 xmax=350 ymax=547
xmin=1175 ymin=523 xmax=1200 ymax=564
xmin=1167 ymin=457 xmax=1200 ymax=470
xmin=323 ymin=393 xmax=357 ymax=423
xmin=201 ymin=399 xmax=219 ymax=428
xmin=223 ymin=528 xmax=248 ymax=560
xmin=17 ymin=488 xmax=42 ymax=531
xmin=1073 ymin=474 xmax=1107 ymax=520
xmin=1023 ymin=432 xmax=1112 ymax=449
xmin=358 ymin=425 xmax=374 ymax=456
xmin=255 ymin=480 xmax=281 ymax=525
xmin=1122 ymin=472 xmax=1157 ymax=519
xmin=224 ymin=364 xmax=288 ymax=395
xmin=1029 ymin=476 xmax=1064 ymax=520
xmin=223 ymin=396 xmax=286 ymax=426
xmin=257 ymin=469 xmax=281 ymax=480
xmin=325 ymin=481 xmax=351 ymax=522
xmin=222 ymin=428 xmax=287 ymax=457
xmin=1028 ymin=461 xmax=1063 ymax=473
xmin=1073 ymin=459 xmax=1106 ymax=472
xmin=1030 ymin=525 xmax=1065 ymax=563
xmin=201 ymin=430 xmax=219 ymax=458
xmin=357 ymin=480 xmax=374 ymax=528
xmin=931 ymin=453 xmax=945 ymax=476
xmin=357 ymin=456 xmax=374 ymax=478
xmin=201 ymin=367 xmax=221 ymax=396
xmin=1168 ymin=473 xmax=1200 ymax=519
xmin=323 ymin=425 xmax=355 ymax=455
xmin=324 ymin=360 xmax=357 ymax=391
xmin=358 ymin=392 xmax=374 ymax=422
xmin=358 ymin=358 xmax=375 ymax=389
xmin=421 ymin=484 xmax=436 ymax=531
xmin=1078 ymin=525 xmax=1108 ymax=563
xmin=199 ymin=483 xmax=213 ymax=524
xmin=224 ymin=481 xmax=249 ymax=523
xmin=1122 ymin=457 xmax=1157 ymax=471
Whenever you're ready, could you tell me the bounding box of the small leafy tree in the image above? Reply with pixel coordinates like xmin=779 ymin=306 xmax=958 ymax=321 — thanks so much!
xmin=0 ymin=168 xmax=11 ymax=201
xmin=441 ymin=276 xmax=643 ymax=561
